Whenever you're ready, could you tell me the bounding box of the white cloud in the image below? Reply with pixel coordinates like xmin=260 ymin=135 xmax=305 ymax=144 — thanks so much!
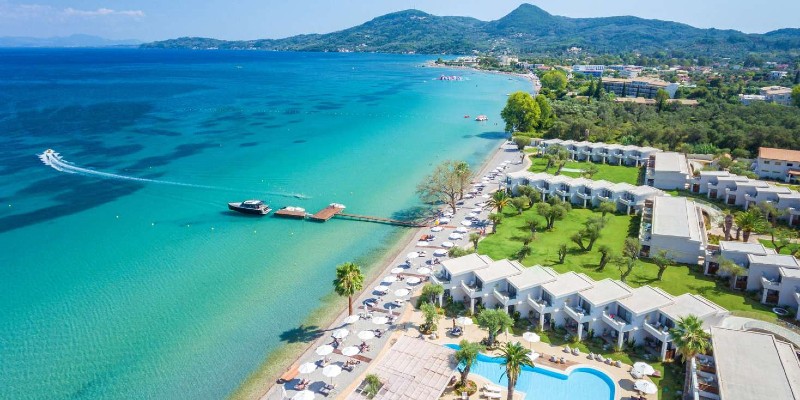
xmin=63 ymin=7 xmax=145 ymax=18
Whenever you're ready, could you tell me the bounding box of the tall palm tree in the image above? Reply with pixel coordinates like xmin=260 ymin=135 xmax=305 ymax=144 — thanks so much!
xmin=454 ymin=340 xmax=484 ymax=387
xmin=499 ymin=341 xmax=534 ymax=400
xmin=488 ymin=191 xmax=512 ymax=213
xmin=333 ymin=262 xmax=364 ymax=316
xmin=734 ymin=209 xmax=767 ymax=242
xmin=669 ymin=315 xmax=710 ymax=398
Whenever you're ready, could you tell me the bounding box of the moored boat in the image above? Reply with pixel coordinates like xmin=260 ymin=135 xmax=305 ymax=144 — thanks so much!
xmin=228 ymin=200 xmax=271 ymax=215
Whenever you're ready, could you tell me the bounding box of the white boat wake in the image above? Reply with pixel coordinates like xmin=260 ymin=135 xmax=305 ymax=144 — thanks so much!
xmin=38 ymin=149 xmax=310 ymax=199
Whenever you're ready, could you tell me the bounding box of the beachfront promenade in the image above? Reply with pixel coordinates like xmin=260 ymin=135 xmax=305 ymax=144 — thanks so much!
xmin=261 ymin=142 xmax=529 ymax=400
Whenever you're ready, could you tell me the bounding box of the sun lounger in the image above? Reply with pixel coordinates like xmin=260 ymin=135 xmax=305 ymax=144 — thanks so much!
xmin=484 ymin=392 xmax=502 ymax=399
xmin=319 ymin=383 xmax=336 ymax=397
xmin=277 ymin=365 xmax=299 ymax=383
xmin=294 ymin=378 xmax=309 ymax=391
xmin=483 ymin=384 xmax=502 ymax=393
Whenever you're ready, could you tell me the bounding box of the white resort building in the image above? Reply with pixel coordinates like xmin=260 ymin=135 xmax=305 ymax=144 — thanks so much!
xmin=639 ymin=196 xmax=707 ymax=264
xmin=645 ymin=152 xmax=692 ymax=190
xmin=754 ymin=147 xmax=800 ymax=183
xmin=506 ymin=171 xmax=663 ymax=214
xmin=533 ymin=139 xmax=662 ymax=167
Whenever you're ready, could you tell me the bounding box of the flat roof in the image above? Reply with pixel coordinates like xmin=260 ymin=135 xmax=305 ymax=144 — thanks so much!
xmin=507 ymin=265 xmax=558 ymax=290
xmin=617 ymin=286 xmax=674 ymax=315
xmin=652 ymin=196 xmax=702 ymax=241
xmin=441 ymin=253 xmax=492 ymax=276
xmin=659 ymin=293 xmax=726 ymax=322
xmin=719 ymin=241 xmax=774 ymax=255
xmin=474 ymin=259 xmax=523 ymax=283
xmin=579 ymin=279 xmax=632 ymax=306
xmin=542 ymin=272 xmax=594 ymax=297
xmin=710 ymin=327 xmax=800 ymax=400
xmin=347 ymin=336 xmax=458 ymax=400
xmin=653 ymin=152 xmax=689 ymax=173
xmin=747 ymin=254 xmax=800 ymax=269
xmin=759 ymin=147 xmax=800 ymax=163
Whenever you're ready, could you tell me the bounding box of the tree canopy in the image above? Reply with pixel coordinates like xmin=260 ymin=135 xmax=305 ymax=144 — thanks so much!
xmin=501 ymin=91 xmax=542 ymax=133
xmin=417 ymin=160 xmax=472 ymax=214
xmin=540 ymin=70 xmax=568 ymax=92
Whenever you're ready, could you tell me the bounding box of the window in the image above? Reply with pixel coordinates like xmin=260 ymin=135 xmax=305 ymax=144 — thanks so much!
xmin=764 ymin=160 xmax=770 ymax=164
xmin=775 ymin=162 xmax=782 ymax=166
xmin=788 ymin=163 xmax=794 ymax=167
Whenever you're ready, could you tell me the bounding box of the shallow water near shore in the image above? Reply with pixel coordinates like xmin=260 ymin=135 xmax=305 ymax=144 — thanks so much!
xmin=0 ymin=49 xmax=527 ymax=399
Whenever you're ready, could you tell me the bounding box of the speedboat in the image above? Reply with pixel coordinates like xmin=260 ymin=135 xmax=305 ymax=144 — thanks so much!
xmin=475 ymin=115 xmax=488 ymax=121
xmin=228 ymin=200 xmax=271 ymax=215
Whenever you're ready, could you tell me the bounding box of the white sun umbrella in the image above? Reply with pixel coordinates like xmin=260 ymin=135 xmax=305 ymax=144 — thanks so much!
xmin=374 ymin=286 xmax=389 ymax=294
xmin=634 ymin=380 xmax=658 ymax=394
xmin=316 ymin=344 xmax=334 ymax=356
xmin=292 ymin=390 xmax=315 ymax=400
xmin=390 ymin=267 xmax=404 ymax=274
xmin=482 ymin=194 xmax=491 ymax=199
xmin=439 ymin=217 xmax=451 ymax=224
xmin=331 ymin=328 xmax=349 ymax=339
xmin=461 ymin=220 xmax=473 ymax=227
xmin=632 ymin=362 xmax=656 ymax=376
xmin=343 ymin=315 xmax=359 ymax=324
xmin=441 ymin=241 xmax=454 ymax=248
xmin=456 ymin=316 xmax=473 ymax=326
xmin=464 ymin=193 xmax=474 ymax=199
xmin=522 ymin=331 xmax=541 ymax=349
xmin=528 ymin=352 xmax=541 ymax=361
xmin=433 ymin=249 xmax=448 ymax=257
xmin=471 ymin=207 xmax=483 ymax=212
xmin=416 ymin=241 xmax=429 ymax=246
xmin=468 ymin=212 xmax=479 ymax=218
xmin=448 ymin=232 xmax=463 ymax=240
xmin=442 ymin=211 xmax=454 ymax=217
xmin=431 ymin=226 xmax=443 ymax=232
xmin=372 ymin=316 xmax=389 ymax=325
xmin=358 ymin=330 xmax=376 ymax=341
xmin=382 ymin=275 xmax=397 ymax=283
xmin=394 ymin=288 xmax=410 ymax=297
xmin=417 ymin=267 xmax=431 ymax=274
xmin=298 ymin=362 xmax=318 ymax=374
xmin=455 ymin=226 xmax=469 ymax=233
xmin=406 ymin=276 xmax=422 ymax=285
xmin=407 ymin=252 xmax=420 ymax=259
xmin=341 ymin=346 xmax=360 ymax=357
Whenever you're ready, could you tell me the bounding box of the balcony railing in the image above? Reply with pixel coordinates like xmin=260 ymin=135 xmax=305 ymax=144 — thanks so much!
xmin=602 ymin=311 xmax=629 ymax=331
xmin=564 ymin=304 xmax=590 ymax=322
xmin=643 ymin=320 xmax=670 ymax=341
xmin=460 ymin=280 xmax=482 ymax=296
xmin=493 ymin=288 xmax=517 ymax=304
xmin=761 ymin=276 xmax=781 ymax=290
xmin=527 ymin=295 xmax=551 ymax=313
xmin=430 ymin=273 xmax=450 ymax=285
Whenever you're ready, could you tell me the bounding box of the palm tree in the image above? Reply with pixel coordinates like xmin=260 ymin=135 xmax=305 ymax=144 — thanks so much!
xmin=669 ymin=315 xmax=710 ymax=398
xmin=499 ymin=341 xmax=534 ymax=400
xmin=469 ymin=232 xmax=481 ymax=249
xmin=421 ymin=283 xmax=444 ymax=304
xmin=488 ymin=191 xmax=512 ymax=213
xmin=454 ymin=340 xmax=485 ymax=387
xmin=333 ymin=262 xmax=364 ymax=316
xmin=734 ymin=209 xmax=767 ymax=242
xmin=517 ymin=244 xmax=532 ymax=261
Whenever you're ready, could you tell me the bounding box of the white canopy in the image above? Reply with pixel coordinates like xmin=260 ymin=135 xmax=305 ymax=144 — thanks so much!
xmin=372 ymin=316 xmax=389 ymax=325
xmin=416 ymin=241 xmax=429 ymax=247
xmin=374 ymin=286 xmax=389 ymax=293
xmin=382 ymin=275 xmax=397 ymax=283
xmin=331 ymin=328 xmax=349 ymax=339
xmin=448 ymin=233 xmax=463 ymax=240
xmin=292 ymin=390 xmax=315 ymax=400
xmin=441 ymin=242 xmax=454 ymax=248
xmin=407 ymin=252 xmax=420 ymax=259
xmin=471 ymin=207 xmax=483 ymax=212
xmin=634 ymin=380 xmax=658 ymax=394
xmin=528 ymin=352 xmax=541 ymax=361
xmin=406 ymin=277 xmax=422 ymax=284
xmin=358 ymin=330 xmax=376 ymax=341
xmin=394 ymin=288 xmax=410 ymax=297
xmin=632 ymin=362 xmax=656 ymax=376
xmin=433 ymin=249 xmax=448 ymax=257
xmin=322 ymin=364 xmax=342 ymax=379
xmin=522 ymin=332 xmax=541 ymax=343
xmin=341 ymin=346 xmax=360 ymax=356
xmin=342 ymin=315 xmax=359 ymax=324
xmin=454 ymin=226 xmax=469 ymax=233
xmin=390 ymin=267 xmax=404 ymax=274
xmin=417 ymin=267 xmax=431 ymax=274
xmin=298 ymin=362 xmax=317 ymax=374
xmin=431 ymin=226 xmax=443 ymax=232
xmin=315 ymin=344 xmax=334 ymax=356
xmin=461 ymin=220 xmax=473 ymax=226
xmin=456 ymin=316 xmax=473 ymax=326
xmin=438 ymin=217 xmax=451 ymax=224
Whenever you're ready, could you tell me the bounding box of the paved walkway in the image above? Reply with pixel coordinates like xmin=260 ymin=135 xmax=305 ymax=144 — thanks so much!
xmin=261 ymin=142 xmax=529 ymax=400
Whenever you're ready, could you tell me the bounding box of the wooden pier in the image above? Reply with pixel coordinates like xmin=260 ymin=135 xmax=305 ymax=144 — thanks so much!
xmin=308 ymin=205 xmax=344 ymax=222
xmin=274 ymin=207 xmax=307 ymax=219
xmin=335 ymin=213 xmax=426 ymax=227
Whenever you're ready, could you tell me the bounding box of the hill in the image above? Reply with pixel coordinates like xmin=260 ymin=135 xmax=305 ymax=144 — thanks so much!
xmin=141 ymin=4 xmax=800 ymax=58
xmin=0 ymin=34 xmax=140 ymax=48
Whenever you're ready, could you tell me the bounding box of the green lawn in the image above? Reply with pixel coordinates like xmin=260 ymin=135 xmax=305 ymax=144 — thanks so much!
xmin=478 ymin=207 xmax=777 ymax=320
xmin=526 ymin=156 xmax=640 ymax=185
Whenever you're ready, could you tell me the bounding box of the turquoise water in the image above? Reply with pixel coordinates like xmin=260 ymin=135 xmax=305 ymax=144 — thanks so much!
xmin=445 ymin=344 xmax=615 ymax=400
xmin=0 ymin=49 xmax=527 ymax=399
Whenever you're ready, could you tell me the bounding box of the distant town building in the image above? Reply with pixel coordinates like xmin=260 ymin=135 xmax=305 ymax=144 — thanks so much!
xmin=572 ymin=65 xmax=605 ymax=77
xmin=567 ymin=46 xmax=582 ymax=54
xmin=770 ymin=71 xmax=789 ymax=80
xmin=760 ymin=86 xmax=793 ymax=105
xmin=498 ymin=55 xmax=519 ymax=66
xmin=754 ymin=147 xmax=800 ymax=182
xmin=739 ymin=94 xmax=767 ymax=105
xmin=602 ymin=77 xmax=679 ymax=99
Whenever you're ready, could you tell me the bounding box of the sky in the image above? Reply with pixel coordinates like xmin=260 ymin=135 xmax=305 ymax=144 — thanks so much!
xmin=0 ymin=0 xmax=798 ymax=41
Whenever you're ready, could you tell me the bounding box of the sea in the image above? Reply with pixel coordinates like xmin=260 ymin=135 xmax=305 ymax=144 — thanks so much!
xmin=0 ymin=49 xmax=527 ymax=399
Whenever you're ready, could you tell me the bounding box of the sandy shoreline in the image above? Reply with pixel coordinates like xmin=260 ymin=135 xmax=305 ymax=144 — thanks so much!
xmin=424 ymin=61 xmax=540 ymax=92
xmin=241 ymin=140 xmax=525 ymax=400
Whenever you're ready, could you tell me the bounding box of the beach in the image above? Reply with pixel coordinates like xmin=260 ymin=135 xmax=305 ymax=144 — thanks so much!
xmin=255 ymin=140 xmax=531 ymax=400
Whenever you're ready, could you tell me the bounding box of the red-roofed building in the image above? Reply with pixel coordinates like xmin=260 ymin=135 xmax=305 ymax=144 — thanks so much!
xmin=755 ymin=147 xmax=800 ymax=182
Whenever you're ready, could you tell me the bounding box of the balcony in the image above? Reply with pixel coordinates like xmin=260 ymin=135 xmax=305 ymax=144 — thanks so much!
xmin=643 ymin=320 xmax=670 ymax=341
xmin=527 ymin=295 xmax=551 ymax=313
xmin=430 ymin=272 xmax=450 ymax=286
xmin=576 ymin=191 xmax=592 ymax=200
xmin=564 ymin=304 xmax=591 ymax=323
xmin=744 ymin=193 xmax=757 ymax=203
xmin=619 ymin=197 xmax=636 ymax=206
xmin=597 ymin=193 xmax=612 ymax=202
xmin=761 ymin=276 xmax=781 ymax=290
xmin=493 ymin=288 xmax=517 ymax=305
xmin=555 ymin=188 xmax=570 ymax=197
xmin=788 ymin=207 xmax=800 ymax=216
xmin=460 ymin=280 xmax=482 ymax=297
xmin=602 ymin=311 xmax=629 ymax=331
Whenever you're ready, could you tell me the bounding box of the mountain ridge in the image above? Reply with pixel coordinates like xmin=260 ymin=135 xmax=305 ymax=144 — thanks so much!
xmin=141 ymin=4 xmax=800 ymax=58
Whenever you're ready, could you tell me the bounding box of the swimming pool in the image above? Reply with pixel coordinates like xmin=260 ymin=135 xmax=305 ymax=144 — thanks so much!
xmin=445 ymin=344 xmax=615 ymax=400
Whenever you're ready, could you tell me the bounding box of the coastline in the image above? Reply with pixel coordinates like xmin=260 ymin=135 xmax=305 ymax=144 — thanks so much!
xmin=235 ymin=140 xmax=519 ymax=400
xmin=424 ymin=61 xmax=540 ymax=92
